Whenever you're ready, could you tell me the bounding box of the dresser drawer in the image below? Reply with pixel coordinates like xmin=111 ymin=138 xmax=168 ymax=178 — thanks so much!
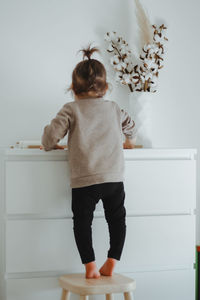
xmin=6 ymin=215 xmax=195 ymax=273
xmin=5 ymin=161 xmax=71 ymax=214
xmin=124 ymin=160 xmax=196 ymax=212
xmin=5 ymin=159 xmax=196 ymax=215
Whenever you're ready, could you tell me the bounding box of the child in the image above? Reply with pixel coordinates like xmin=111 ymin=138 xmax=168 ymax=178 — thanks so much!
xmin=41 ymin=45 xmax=137 ymax=279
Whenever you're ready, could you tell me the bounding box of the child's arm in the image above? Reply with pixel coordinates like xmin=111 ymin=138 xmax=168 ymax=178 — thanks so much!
xmin=121 ymin=108 xmax=137 ymax=149
xmin=41 ymin=103 xmax=72 ymax=151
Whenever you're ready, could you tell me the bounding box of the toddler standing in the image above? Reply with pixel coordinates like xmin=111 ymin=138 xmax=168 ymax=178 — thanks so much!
xmin=41 ymin=45 xmax=137 ymax=279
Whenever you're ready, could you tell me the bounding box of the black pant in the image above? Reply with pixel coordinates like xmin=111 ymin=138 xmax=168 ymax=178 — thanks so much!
xmin=71 ymin=181 xmax=126 ymax=264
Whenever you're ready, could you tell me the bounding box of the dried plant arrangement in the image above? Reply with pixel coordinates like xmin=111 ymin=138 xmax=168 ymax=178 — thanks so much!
xmin=105 ymin=25 xmax=168 ymax=93
xmin=104 ymin=0 xmax=168 ymax=93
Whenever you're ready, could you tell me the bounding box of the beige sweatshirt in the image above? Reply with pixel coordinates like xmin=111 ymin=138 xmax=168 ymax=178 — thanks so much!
xmin=41 ymin=97 xmax=137 ymax=188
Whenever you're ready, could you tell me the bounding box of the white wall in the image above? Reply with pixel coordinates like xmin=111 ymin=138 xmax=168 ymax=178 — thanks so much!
xmin=0 ymin=0 xmax=200 ymax=241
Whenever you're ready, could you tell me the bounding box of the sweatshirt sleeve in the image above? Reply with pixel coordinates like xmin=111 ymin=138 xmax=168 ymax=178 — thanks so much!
xmin=41 ymin=103 xmax=73 ymax=151
xmin=121 ymin=108 xmax=137 ymax=140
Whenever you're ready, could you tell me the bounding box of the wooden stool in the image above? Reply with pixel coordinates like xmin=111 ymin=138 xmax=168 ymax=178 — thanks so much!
xmin=58 ymin=273 xmax=136 ymax=300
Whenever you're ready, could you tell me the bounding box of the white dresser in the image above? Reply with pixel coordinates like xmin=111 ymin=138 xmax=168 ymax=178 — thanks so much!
xmin=0 ymin=148 xmax=197 ymax=300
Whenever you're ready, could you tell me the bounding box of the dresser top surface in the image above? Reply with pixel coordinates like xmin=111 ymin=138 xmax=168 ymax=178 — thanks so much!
xmin=2 ymin=147 xmax=197 ymax=160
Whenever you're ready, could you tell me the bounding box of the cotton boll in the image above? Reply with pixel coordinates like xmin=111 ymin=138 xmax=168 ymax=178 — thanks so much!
xmin=161 ymin=28 xmax=167 ymax=37
xmin=115 ymin=61 xmax=127 ymax=71
xmin=148 ymin=45 xmax=159 ymax=55
xmin=119 ymin=77 xmax=126 ymax=85
xmin=107 ymin=43 xmax=114 ymax=52
xmin=136 ymin=81 xmax=143 ymax=90
xmin=151 ymin=65 xmax=159 ymax=75
xmin=140 ymin=53 xmax=146 ymax=60
xmin=115 ymin=71 xmax=123 ymax=82
xmin=109 ymin=31 xmax=118 ymax=42
xmin=151 ymin=62 xmax=159 ymax=70
xmin=122 ymin=74 xmax=132 ymax=84
xmin=134 ymin=81 xmax=142 ymax=89
xmin=117 ymin=38 xmax=125 ymax=47
xmin=124 ymin=55 xmax=134 ymax=68
xmin=149 ymin=86 xmax=157 ymax=92
xmin=120 ymin=48 xmax=127 ymax=55
xmin=148 ymin=48 xmax=154 ymax=55
xmin=104 ymin=32 xmax=111 ymax=42
xmin=154 ymin=34 xmax=161 ymax=43
xmin=150 ymin=81 xmax=158 ymax=88
xmin=144 ymin=58 xmax=156 ymax=69
xmin=144 ymin=70 xmax=153 ymax=80
xmin=140 ymin=74 xmax=146 ymax=83
xmin=132 ymin=75 xmax=140 ymax=84
xmin=162 ymin=44 xmax=167 ymax=53
xmin=158 ymin=53 xmax=164 ymax=59
xmin=143 ymin=44 xmax=151 ymax=52
xmin=156 ymin=48 xmax=163 ymax=55
xmin=128 ymin=61 xmax=135 ymax=69
xmin=123 ymin=56 xmax=130 ymax=63
xmin=153 ymin=44 xmax=160 ymax=52
xmin=156 ymin=45 xmax=162 ymax=52
xmin=150 ymin=75 xmax=158 ymax=86
xmin=120 ymin=44 xmax=129 ymax=55
xmin=105 ymin=31 xmax=119 ymax=43
xmin=154 ymin=34 xmax=166 ymax=44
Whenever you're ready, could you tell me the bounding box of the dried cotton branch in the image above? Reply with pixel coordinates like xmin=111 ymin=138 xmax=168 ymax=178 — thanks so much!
xmin=104 ymin=24 xmax=168 ymax=92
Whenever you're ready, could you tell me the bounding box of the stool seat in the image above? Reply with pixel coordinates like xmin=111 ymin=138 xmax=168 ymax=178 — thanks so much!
xmin=59 ymin=273 xmax=136 ymax=299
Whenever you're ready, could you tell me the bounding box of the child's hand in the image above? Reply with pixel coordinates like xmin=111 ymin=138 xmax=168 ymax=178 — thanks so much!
xmin=123 ymin=138 xmax=136 ymax=149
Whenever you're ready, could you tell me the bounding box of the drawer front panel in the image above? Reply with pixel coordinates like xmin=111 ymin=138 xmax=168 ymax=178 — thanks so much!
xmin=6 ymin=215 xmax=195 ymax=273
xmin=124 ymin=160 xmax=196 ymax=212
xmin=6 ymin=160 xmax=196 ymax=215
xmin=6 ymin=161 xmax=71 ymax=214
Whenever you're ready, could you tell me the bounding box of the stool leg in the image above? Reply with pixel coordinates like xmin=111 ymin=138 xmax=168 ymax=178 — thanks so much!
xmin=106 ymin=294 xmax=114 ymax=300
xmin=124 ymin=292 xmax=132 ymax=300
xmin=61 ymin=289 xmax=70 ymax=300
xmin=80 ymin=296 xmax=88 ymax=300
xmin=65 ymin=291 xmax=70 ymax=300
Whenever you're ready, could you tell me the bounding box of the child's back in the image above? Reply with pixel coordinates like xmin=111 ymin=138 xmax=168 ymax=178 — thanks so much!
xmin=41 ymin=45 xmax=137 ymax=279
xmin=42 ymin=96 xmax=136 ymax=188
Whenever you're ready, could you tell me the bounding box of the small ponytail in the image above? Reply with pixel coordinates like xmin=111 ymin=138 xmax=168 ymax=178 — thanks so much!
xmin=79 ymin=44 xmax=99 ymax=60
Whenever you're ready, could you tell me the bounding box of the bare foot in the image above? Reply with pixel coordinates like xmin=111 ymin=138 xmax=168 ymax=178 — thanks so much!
xmin=99 ymin=258 xmax=117 ymax=276
xmin=84 ymin=261 xmax=101 ymax=279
